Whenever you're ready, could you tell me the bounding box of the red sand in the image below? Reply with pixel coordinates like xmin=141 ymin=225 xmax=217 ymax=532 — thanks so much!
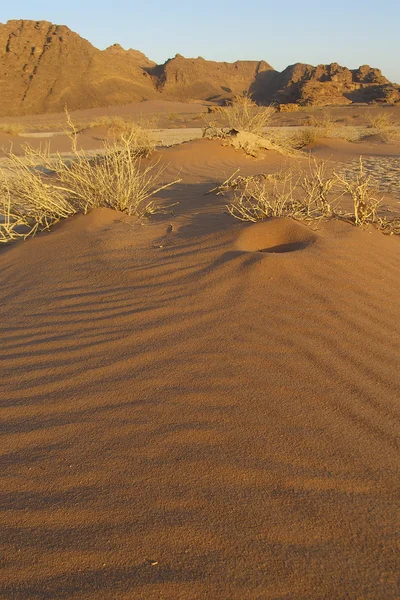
xmin=0 ymin=139 xmax=399 ymax=599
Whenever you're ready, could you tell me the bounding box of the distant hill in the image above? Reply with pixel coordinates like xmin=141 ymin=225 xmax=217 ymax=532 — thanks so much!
xmin=0 ymin=19 xmax=399 ymax=117
xmin=0 ymin=20 xmax=157 ymax=116
xmin=262 ymin=62 xmax=399 ymax=106
xmin=147 ymin=54 xmax=276 ymax=102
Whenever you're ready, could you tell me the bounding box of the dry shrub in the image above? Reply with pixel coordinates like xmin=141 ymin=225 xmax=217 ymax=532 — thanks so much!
xmin=0 ymin=123 xmax=25 ymax=135
xmin=0 ymin=114 xmax=180 ymax=243
xmin=301 ymin=161 xmax=337 ymax=216
xmin=217 ymin=94 xmax=276 ymax=135
xmin=281 ymin=125 xmax=361 ymax=149
xmin=0 ymin=149 xmax=76 ymax=239
xmin=82 ymin=116 xmax=156 ymax=156
xmin=221 ymin=162 xmax=334 ymax=223
xmin=226 ymin=169 xmax=303 ymax=222
xmin=376 ymin=216 xmax=400 ymax=235
xmin=336 ymin=126 xmax=362 ymax=142
xmin=303 ymin=113 xmax=336 ymax=137
xmin=334 ymin=157 xmax=383 ymax=226
xmin=215 ymin=158 xmax=400 ymax=235
xmin=203 ymin=111 xmax=357 ymax=156
xmin=51 ymin=141 xmax=177 ymax=216
xmin=365 ymin=112 xmax=398 ymax=142
xmin=202 ymin=125 xmax=232 ymax=140
xmin=301 ymin=113 xmax=363 ymax=142
xmin=286 ymin=127 xmax=320 ymax=149
xmin=277 ymin=103 xmax=303 ymax=112
xmin=203 ymin=97 xmax=328 ymax=155
xmin=0 ymin=188 xmax=31 ymax=242
xmin=203 ymin=126 xmax=296 ymax=158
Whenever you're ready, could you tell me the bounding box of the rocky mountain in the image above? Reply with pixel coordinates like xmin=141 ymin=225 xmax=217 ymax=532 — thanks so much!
xmin=148 ymin=54 xmax=275 ymax=101
xmin=104 ymin=43 xmax=156 ymax=69
xmin=264 ymin=62 xmax=398 ymax=106
xmin=0 ymin=20 xmax=157 ymax=116
xmin=0 ymin=19 xmax=398 ymax=117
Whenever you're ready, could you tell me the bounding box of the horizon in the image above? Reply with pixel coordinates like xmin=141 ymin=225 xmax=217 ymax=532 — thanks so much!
xmin=2 ymin=0 xmax=399 ymax=84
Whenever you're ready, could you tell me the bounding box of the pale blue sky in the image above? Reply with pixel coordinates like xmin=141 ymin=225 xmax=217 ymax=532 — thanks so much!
xmin=2 ymin=1 xmax=399 ymax=82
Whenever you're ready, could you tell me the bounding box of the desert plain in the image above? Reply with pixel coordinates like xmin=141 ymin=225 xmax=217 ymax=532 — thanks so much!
xmin=1 ymin=19 xmax=400 ymax=600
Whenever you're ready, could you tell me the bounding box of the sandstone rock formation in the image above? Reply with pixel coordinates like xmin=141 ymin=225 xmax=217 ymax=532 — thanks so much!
xmin=104 ymin=43 xmax=156 ymax=69
xmin=261 ymin=62 xmax=398 ymax=106
xmin=0 ymin=19 xmax=398 ymax=117
xmin=0 ymin=20 xmax=156 ymax=116
xmin=148 ymin=54 xmax=275 ymax=101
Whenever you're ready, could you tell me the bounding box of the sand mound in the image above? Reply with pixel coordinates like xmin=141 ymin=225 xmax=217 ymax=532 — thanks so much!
xmin=235 ymin=218 xmax=318 ymax=253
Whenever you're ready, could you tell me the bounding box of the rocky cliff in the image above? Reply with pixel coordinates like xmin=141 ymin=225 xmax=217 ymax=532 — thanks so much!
xmin=0 ymin=19 xmax=398 ymax=117
xmin=0 ymin=20 xmax=156 ymax=116
xmin=149 ymin=54 xmax=275 ymax=101
xmin=264 ymin=62 xmax=399 ymax=106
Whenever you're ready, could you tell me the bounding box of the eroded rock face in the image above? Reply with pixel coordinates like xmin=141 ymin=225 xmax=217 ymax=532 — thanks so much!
xmin=264 ymin=62 xmax=398 ymax=106
xmin=148 ymin=54 xmax=276 ymax=101
xmin=104 ymin=44 xmax=156 ymax=69
xmin=353 ymin=65 xmax=389 ymax=84
xmin=0 ymin=20 xmax=398 ymax=116
xmin=0 ymin=20 xmax=157 ymax=116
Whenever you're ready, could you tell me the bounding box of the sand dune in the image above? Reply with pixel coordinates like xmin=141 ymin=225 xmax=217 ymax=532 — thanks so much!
xmin=0 ymin=140 xmax=399 ymax=599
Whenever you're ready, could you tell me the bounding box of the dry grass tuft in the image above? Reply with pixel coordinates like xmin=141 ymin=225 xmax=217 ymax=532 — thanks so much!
xmin=213 ymin=157 xmax=400 ymax=235
xmin=0 ymin=123 xmax=25 ymax=135
xmin=282 ymin=127 xmax=320 ymax=150
xmin=79 ymin=116 xmax=156 ymax=156
xmin=0 ymin=189 xmax=31 ymax=242
xmin=365 ymin=112 xmax=399 ymax=142
xmin=223 ymin=161 xmax=336 ymax=223
xmin=203 ymin=103 xmax=359 ymax=155
xmin=204 ymin=94 xmax=275 ymax=138
xmin=203 ymin=126 xmax=297 ymax=158
xmin=376 ymin=216 xmax=400 ymax=235
xmin=220 ymin=94 xmax=276 ymax=135
xmin=334 ymin=157 xmax=383 ymax=226
xmin=225 ymin=169 xmax=303 ymax=222
xmin=0 ymin=112 xmax=180 ymax=243
xmin=303 ymin=113 xmax=336 ymax=137
xmin=301 ymin=161 xmax=337 ymax=216
xmin=0 ymin=147 xmax=76 ymax=239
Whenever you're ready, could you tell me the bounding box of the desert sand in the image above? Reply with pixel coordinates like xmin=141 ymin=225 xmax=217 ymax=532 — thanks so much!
xmin=1 ymin=133 xmax=400 ymax=599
